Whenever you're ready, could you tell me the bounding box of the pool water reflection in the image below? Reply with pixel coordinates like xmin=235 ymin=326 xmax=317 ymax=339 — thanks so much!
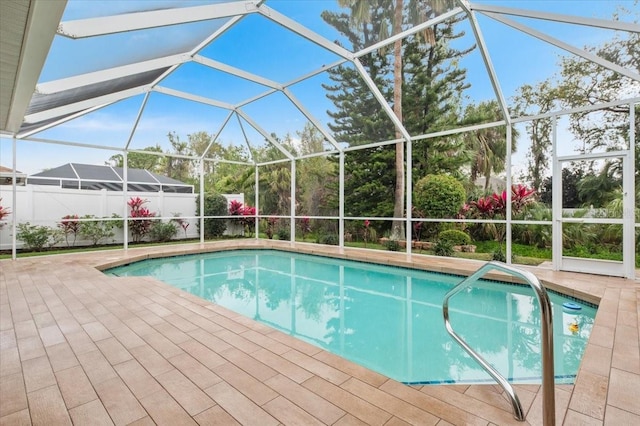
xmin=106 ymin=250 xmax=596 ymax=384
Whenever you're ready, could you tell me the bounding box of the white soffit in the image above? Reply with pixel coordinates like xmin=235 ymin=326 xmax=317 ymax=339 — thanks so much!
xmin=1 ymin=0 xmax=67 ymax=133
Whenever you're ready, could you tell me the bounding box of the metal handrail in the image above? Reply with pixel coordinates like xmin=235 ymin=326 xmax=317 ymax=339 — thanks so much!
xmin=442 ymin=261 xmax=555 ymax=425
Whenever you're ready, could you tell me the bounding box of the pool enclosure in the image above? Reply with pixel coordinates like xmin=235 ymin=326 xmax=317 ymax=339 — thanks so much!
xmin=0 ymin=0 xmax=638 ymax=278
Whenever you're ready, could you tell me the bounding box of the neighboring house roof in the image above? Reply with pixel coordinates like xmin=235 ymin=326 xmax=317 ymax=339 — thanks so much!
xmin=0 ymin=165 xmax=25 ymax=175
xmin=0 ymin=165 xmax=27 ymax=185
xmin=27 ymin=163 xmax=193 ymax=193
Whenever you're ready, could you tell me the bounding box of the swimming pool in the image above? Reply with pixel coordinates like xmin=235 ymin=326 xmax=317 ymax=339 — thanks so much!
xmin=105 ymin=249 xmax=597 ymax=385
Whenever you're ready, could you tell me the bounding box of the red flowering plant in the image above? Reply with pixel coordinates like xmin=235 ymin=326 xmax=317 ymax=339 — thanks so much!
xmin=0 ymin=198 xmax=11 ymax=230
xmin=464 ymin=185 xmax=536 ymax=258
xmin=58 ymin=214 xmax=80 ymax=247
xmin=362 ymin=219 xmax=371 ymax=247
xmin=127 ymin=197 xmax=156 ymax=242
xmin=171 ymin=214 xmax=190 ymax=238
xmin=229 ymin=201 xmax=256 ymax=236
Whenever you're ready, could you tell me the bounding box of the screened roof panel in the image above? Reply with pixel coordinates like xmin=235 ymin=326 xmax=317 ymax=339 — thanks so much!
xmin=113 ymin=167 xmax=158 ymax=184
xmin=73 ymin=163 xmax=120 ymax=181
xmin=27 ymin=68 xmax=169 ymax=119
xmin=40 ymin=17 xmax=232 ymax=82
xmin=31 ymin=163 xmax=76 ymax=179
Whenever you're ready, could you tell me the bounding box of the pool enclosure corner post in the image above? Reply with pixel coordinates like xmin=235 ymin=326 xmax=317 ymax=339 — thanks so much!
xmin=406 ymin=135 xmax=412 ymax=256
xmin=443 ymin=261 xmax=555 ymax=425
xmin=255 ymin=163 xmax=260 ymax=239
xmin=199 ymin=159 xmax=205 ymax=245
xmin=339 ymin=151 xmax=345 ymax=248
xmin=623 ymin=103 xmax=635 ymax=279
xmin=505 ymin=124 xmax=513 ymax=264
xmin=290 ymin=159 xmax=296 ymax=243
xmin=11 ymin=136 xmax=17 ymax=260
xmin=123 ymin=151 xmax=128 ymax=251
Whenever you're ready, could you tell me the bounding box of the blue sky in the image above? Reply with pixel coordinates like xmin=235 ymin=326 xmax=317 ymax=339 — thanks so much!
xmin=0 ymin=0 xmax=635 ymax=176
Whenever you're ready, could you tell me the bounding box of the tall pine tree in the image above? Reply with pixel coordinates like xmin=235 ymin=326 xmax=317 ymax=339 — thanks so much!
xmin=322 ymin=3 xmax=472 ymax=228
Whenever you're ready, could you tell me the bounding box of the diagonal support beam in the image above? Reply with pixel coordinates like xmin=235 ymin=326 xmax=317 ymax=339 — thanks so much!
xmin=257 ymin=4 xmax=353 ymax=60
xmin=469 ymin=3 xmax=640 ymax=33
xmin=193 ymin=55 xmax=282 ymax=89
xmin=37 ymin=54 xmax=189 ymax=94
xmin=459 ymin=4 xmax=511 ymax=124
xmin=351 ymin=58 xmax=412 ymax=143
xmin=152 ymin=86 xmax=235 ymax=110
xmin=57 ymin=1 xmax=260 ymax=38
xmin=282 ymin=88 xmax=341 ymax=151
xmin=483 ymin=11 xmax=640 ymax=83
xmin=235 ymin=108 xmax=293 ymax=160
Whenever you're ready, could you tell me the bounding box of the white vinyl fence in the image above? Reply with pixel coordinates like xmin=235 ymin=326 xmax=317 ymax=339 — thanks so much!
xmin=0 ymin=185 xmax=243 ymax=250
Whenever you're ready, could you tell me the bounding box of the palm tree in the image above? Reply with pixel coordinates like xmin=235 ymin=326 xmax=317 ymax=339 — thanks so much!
xmin=338 ymin=0 xmax=449 ymax=240
xmin=463 ymin=101 xmax=517 ymax=192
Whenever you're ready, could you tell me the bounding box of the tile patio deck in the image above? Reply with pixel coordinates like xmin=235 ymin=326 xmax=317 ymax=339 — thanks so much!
xmin=1 ymin=240 xmax=638 ymax=425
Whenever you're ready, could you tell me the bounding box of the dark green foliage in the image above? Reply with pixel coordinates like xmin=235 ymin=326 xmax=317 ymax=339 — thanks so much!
xmin=149 ymin=221 xmax=178 ymax=242
xmin=196 ymin=194 xmax=227 ymax=238
xmin=321 ymin=6 xmax=472 ymax=231
xmin=540 ymin=167 xmax=584 ymax=207
xmin=78 ymin=215 xmax=115 ymax=246
xmin=319 ymin=234 xmax=338 ymax=246
xmin=492 ymin=248 xmax=507 ymax=262
xmin=437 ymin=229 xmax=471 ymax=246
xmin=384 ymin=239 xmax=401 ymax=251
xmin=414 ymin=175 xmax=466 ymax=218
xmin=434 ymin=239 xmax=454 ymax=257
xmin=277 ymin=227 xmax=290 ymax=241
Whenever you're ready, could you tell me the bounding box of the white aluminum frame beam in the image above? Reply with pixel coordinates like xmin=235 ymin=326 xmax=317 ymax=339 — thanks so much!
xmin=201 ymin=110 xmax=234 ymax=159
xmin=235 ymin=112 xmax=256 ymax=163
xmin=193 ymin=55 xmax=282 ymax=90
xmin=461 ymin=4 xmax=511 ymax=123
xmin=235 ymin=109 xmax=294 ymax=160
xmin=469 ymin=3 xmax=640 ymax=33
xmin=5 ymin=0 xmax=67 ymax=133
xmin=57 ymin=1 xmax=261 ymax=39
xmin=282 ymin=88 xmax=342 ymax=151
xmin=36 ymin=54 xmax=190 ymax=94
xmin=356 ymin=7 xmax=464 ymax=58
xmin=352 ymin=58 xmax=413 ymax=143
xmin=153 ymin=86 xmax=235 ymax=110
xmin=257 ymin=4 xmax=353 ymax=60
xmin=17 ymin=103 xmax=107 ymax=139
xmin=483 ymin=12 xmax=640 ymax=83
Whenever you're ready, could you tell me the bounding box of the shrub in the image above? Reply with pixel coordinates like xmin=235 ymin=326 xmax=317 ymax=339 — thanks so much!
xmin=78 ymin=215 xmax=115 ymax=246
xmin=17 ymin=223 xmax=59 ymax=251
xmin=438 ymin=229 xmax=471 ymax=246
xmin=319 ymin=234 xmax=338 ymax=245
xmin=385 ymin=239 xmax=401 ymax=251
xmin=277 ymin=226 xmax=290 ymax=241
xmin=413 ymin=175 xmax=466 ymax=219
xmin=149 ymin=221 xmax=178 ymax=242
xmin=433 ymin=239 xmax=454 ymax=256
xmin=492 ymin=248 xmax=507 ymax=262
xmin=197 ymin=193 xmax=227 ymax=238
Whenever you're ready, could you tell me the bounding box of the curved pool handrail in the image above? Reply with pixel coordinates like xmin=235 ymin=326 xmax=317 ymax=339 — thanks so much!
xmin=442 ymin=261 xmax=555 ymax=425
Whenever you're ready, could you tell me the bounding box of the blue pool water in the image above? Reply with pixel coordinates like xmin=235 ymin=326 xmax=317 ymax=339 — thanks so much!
xmin=105 ymin=249 xmax=597 ymax=384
